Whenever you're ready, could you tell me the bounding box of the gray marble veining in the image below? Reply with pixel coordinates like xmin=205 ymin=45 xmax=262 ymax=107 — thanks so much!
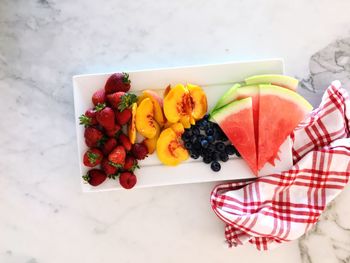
xmin=1 ymin=0 xmax=350 ymax=262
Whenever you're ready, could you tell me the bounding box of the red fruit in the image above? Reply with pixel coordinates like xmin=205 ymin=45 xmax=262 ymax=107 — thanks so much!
xmin=84 ymin=127 xmax=103 ymax=146
xmin=119 ymin=133 xmax=132 ymax=151
xmin=105 ymin=72 xmax=131 ymax=94
xmin=79 ymin=108 xmax=97 ymax=126
xmin=101 ymin=158 xmax=118 ymax=177
xmin=95 ymin=104 xmax=115 ymax=130
xmin=123 ymin=155 xmax=139 ymax=171
xmin=101 ymin=138 xmax=117 ymax=155
xmin=82 ymin=169 xmax=107 ymax=186
xmin=115 ymin=109 xmax=132 ymax=125
xmin=92 ymin=89 xmax=106 ymax=106
xmin=83 ymin=148 xmax=103 ymax=167
xmin=131 ymin=143 xmax=148 ymax=160
xmin=106 ymin=124 xmax=122 ymax=137
xmin=108 ymin=145 xmax=126 ymax=167
xmin=108 ymin=92 xmax=138 ymax=111
xmin=119 ymin=172 xmax=137 ymax=189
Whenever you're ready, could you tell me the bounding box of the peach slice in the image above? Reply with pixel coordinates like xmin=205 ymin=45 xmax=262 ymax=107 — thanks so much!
xmin=141 ymin=90 xmax=166 ymax=127
xmin=128 ymin=102 xmax=137 ymax=144
xmin=136 ymin=98 xmax=157 ymax=139
xmin=156 ymin=128 xmax=189 ymax=166
xmin=187 ymin=83 xmax=207 ymax=120
xmin=164 ymin=84 xmax=192 ymax=125
xmin=163 ymin=84 xmax=171 ymax=98
xmin=170 ymin=122 xmax=185 ymax=137
xmin=143 ymin=122 xmax=161 ymax=154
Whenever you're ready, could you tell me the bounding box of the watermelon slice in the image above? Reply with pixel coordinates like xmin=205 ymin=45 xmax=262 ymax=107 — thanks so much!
xmin=257 ymin=84 xmax=313 ymax=170
xmin=211 ymin=97 xmax=258 ymax=175
xmin=245 ymin=74 xmax=298 ymax=91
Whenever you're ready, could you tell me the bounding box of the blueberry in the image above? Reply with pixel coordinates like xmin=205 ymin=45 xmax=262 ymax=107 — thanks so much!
xmin=211 ymin=152 xmax=220 ymax=162
xmin=191 ymin=152 xmax=200 ymax=159
xmin=200 ymin=139 xmax=209 ymax=148
xmin=215 ymin=142 xmax=226 ymax=152
xmin=203 ymin=114 xmax=210 ymax=120
xmin=236 ymin=150 xmax=241 ymax=157
xmin=203 ymin=156 xmax=211 ymax=164
xmin=192 ymin=127 xmax=200 ymax=135
xmin=207 ymin=143 xmax=216 ymax=152
xmin=193 ymin=142 xmax=201 ymax=151
xmin=220 ymin=152 xmax=229 ymax=162
xmin=190 ymin=136 xmax=197 ymax=144
xmin=225 ymin=145 xmax=236 ymax=155
xmin=211 ymin=161 xmax=221 ymax=172
xmin=198 ymin=134 xmax=205 ymax=141
xmin=184 ymin=142 xmax=192 ymax=149
xmin=206 ymin=135 xmax=214 ymax=143
xmin=206 ymin=128 xmax=214 ymax=135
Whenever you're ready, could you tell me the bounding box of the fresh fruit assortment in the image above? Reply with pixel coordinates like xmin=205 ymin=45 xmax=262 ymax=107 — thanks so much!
xmin=79 ymin=72 xmax=313 ymax=189
xmin=210 ymin=75 xmax=313 ymax=175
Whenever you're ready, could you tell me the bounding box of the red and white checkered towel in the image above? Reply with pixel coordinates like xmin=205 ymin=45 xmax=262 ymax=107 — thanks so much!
xmin=210 ymin=81 xmax=350 ymax=250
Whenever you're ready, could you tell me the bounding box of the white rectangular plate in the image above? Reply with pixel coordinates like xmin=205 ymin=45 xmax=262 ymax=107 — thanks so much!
xmin=73 ymin=59 xmax=292 ymax=192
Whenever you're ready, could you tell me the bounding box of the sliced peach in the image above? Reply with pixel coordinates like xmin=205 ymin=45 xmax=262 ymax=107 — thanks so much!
xmin=141 ymin=90 xmax=166 ymax=127
xmin=180 ymin=115 xmax=191 ymax=129
xmin=163 ymin=84 xmax=171 ymax=98
xmin=143 ymin=122 xmax=161 ymax=154
xmin=136 ymin=98 xmax=157 ymax=139
xmin=187 ymin=83 xmax=207 ymax=120
xmin=156 ymin=128 xmax=189 ymax=166
xmin=128 ymin=102 xmax=137 ymax=144
xmin=170 ymin=122 xmax=185 ymax=137
xmin=164 ymin=84 xmax=192 ymax=124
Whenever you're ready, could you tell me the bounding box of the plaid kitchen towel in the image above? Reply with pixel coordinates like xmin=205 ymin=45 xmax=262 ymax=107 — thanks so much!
xmin=210 ymin=80 xmax=350 ymax=250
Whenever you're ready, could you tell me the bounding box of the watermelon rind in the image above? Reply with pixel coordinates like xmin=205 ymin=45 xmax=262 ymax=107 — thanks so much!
xmin=245 ymin=74 xmax=298 ymax=91
xmin=211 ymin=97 xmax=252 ymax=123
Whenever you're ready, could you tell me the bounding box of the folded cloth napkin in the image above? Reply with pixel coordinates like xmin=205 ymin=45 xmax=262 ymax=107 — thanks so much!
xmin=210 ymin=80 xmax=350 ymax=250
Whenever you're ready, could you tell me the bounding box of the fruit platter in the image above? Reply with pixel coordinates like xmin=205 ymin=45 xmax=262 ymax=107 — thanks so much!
xmin=73 ymin=59 xmax=313 ymax=191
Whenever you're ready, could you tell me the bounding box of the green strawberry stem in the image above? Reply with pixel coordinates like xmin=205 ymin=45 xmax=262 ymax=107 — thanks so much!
xmin=122 ymin=72 xmax=131 ymax=84
xmin=118 ymin=93 xmax=137 ymax=111
xmin=87 ymin=151 xmax=98 ymax=164
xmin=79 ymin=114 xmax=91 ymax=126
xmin=95 ymin=103 xmax=106 ymax=112
xmin=82 ymin=174 xmax=90 ymax=183
xmin=109 ymin=161 xmax=123 ymax=169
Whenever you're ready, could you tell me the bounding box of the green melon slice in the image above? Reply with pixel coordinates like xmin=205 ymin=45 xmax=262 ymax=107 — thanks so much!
xmin=245 ymin=74 xmax=298 ymax=91
xmin=211 ymin=83 xmax=241 ymax=113
xmin=257 ymin=84 xmax=313 ymax=170
xmin=211 ymin=97 xmax=258 ymax=175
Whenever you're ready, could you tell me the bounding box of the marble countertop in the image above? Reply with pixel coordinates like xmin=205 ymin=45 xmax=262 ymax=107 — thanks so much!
xmin=1 ymin=0 xmax=350 ymax=262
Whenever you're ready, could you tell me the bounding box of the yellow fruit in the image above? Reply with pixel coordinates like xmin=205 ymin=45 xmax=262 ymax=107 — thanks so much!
xmin=136 ymin=98 xmax=157 ymax=139
xmin=156 ymin=128 xmax=189 ymax=166
xmin=143 ymin=122 xmax=161 ymax=154
xmin=187 ymin=83 xmax=208 ymax=120
xmin=128 ymin=103 xmax=137 ymax=144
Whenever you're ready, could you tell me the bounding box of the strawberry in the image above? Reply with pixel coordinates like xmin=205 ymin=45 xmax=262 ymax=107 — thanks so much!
xmin=84 ymin=127 xmax=104 ymax=146
xmin=79 ymin=108 xmax=97 ymax=127
xmin=92 ymin=89 xmax=106 ymax=106
xmin=119 ymin=133 xmax=132 ymax=151
xmin=131 ymin=143 xmax=148 ymax=160
xmin=83 ymin=148 xmax=103 ymax=167
xmin=101 ymin=158 xmax=118 ymax=178
xmin=105 ymin=72 xmax=131 ymax=94
xmin=82 ymin=169 xmax=107 ymax=186
xmin=101 ymin=137 xmax=117 ymax=156
xmin=106 ymin=123 xmax=122 ymax=137
xmin=123 ymin=155 xmax=139 ymax=171
xmin=108 ymin=145 xmax=126 ymax=167
xmin=115 ymin=108 xmax=132 ymax=125
xmin=119 ymin=172 xmax=137 ymax=189
xmin=107 ymin=92 xmax=137 ymax=111
xmin=95 ymin=103 xmax=115 ymax=130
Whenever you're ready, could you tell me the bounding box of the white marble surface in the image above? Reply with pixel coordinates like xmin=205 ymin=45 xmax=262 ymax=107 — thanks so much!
xmin=1 ymin=0 xmax=350 ymax=262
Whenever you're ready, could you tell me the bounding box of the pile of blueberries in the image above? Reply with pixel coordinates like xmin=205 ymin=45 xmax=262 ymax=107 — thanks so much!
xmin=181 ymin=114 xmax=240 ymax=172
